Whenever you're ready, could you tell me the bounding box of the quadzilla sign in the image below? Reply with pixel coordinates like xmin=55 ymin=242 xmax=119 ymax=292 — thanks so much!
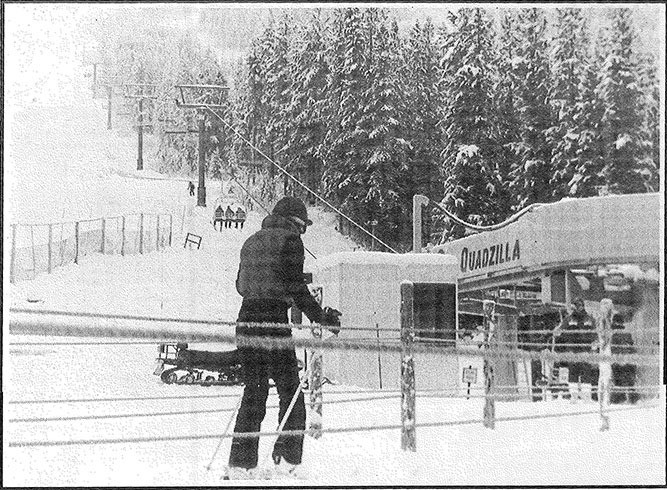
xmin=459 ymin=239 xmax=520 ymax=274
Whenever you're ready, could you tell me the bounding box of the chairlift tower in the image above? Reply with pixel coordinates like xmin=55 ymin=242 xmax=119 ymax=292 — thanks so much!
xmin=123 ymin=83 xmax=158 ymax=171
xmin=82 ymin=45 xmax=103 ymax=98
xmin=174 ymin=84 xmax=229 ymax=207
xmin=96 ymin=76 xmax=124 ymax=130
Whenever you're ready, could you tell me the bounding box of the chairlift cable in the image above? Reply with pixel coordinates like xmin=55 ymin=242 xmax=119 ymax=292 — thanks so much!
xmin=202 ymin=104 xmax=398 ymax=254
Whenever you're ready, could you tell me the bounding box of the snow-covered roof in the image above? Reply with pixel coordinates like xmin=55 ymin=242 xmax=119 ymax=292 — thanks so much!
xmin=431 ymin=193 xmax=661 ymax=285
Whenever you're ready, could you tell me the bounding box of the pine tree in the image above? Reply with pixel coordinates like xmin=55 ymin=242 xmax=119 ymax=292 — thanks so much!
xmin=284 ymin=10 xmax=330 ymax=203
xmin=597 ymin=8 xmax=647 ymax=194
xmin=359 ymin=12 xmax=411 ymax=245
xmin=547 ymin=8 xmax=590 ymax=199
xmin=506 ymin=8 xmax=554 ymax=208
xmin=439 ymin=8 xmax=505 ymax=239
xmin=321 ymin=8 xmax=369 ymax=216
xmin=636 ymin=51 xmax=660 ymax=192
xmin=402 ymin=18 xmax=444 ymax=244
xmin=493 ymin=12 xmax=522 ymax=213
xmin=569 ymin=47 xmax=606 ymax=197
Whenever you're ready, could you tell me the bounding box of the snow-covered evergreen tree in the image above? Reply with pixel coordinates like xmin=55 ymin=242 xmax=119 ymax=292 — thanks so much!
xmin=636 ymin=51 xmax=660 ymax=192
xmin=321 ymin=8 xmax=369 ymax=223
xmin=284 ymin=10 xmax=330 ymax=203
xmin=439 ymin=8 xmax=506 ymax=239
xmin=505 ymin=8 xmax=554 ymax=208
xmin=402 ymin=18 xmax=444 ymax=244
xmin=547 ymin=8 xmax=590 ymax=199
xmin=569 ymin=45 xmax=606 ymax=197
xmin=597 ymin=8 xmax=648 ymax=194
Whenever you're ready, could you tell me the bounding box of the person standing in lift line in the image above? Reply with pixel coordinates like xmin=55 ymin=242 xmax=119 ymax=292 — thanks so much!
xmin=227 ymin=196 xmax=341 ymax=478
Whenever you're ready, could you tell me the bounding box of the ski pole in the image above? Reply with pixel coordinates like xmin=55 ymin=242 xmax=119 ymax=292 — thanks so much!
xmin=261 ymin=330 xmax=336 ymax=467
xmin=261 ymin=357 xmax=313 ymax=468
xmin=206 ymin=391 xmax=243 ymax=471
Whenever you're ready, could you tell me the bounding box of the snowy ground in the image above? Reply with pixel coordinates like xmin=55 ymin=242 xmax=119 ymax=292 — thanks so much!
xmin=3 ymin=5 xmax=666 ymax=487
xmin=4 ymin=205 xmax=666 ymax=486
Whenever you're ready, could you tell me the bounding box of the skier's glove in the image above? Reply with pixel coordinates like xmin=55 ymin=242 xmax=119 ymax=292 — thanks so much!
xmin=321 ymin=306 xmax=342 ymax=335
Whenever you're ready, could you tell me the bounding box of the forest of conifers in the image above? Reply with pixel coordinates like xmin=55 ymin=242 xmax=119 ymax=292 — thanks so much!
xmin=92 ymin=7 xmax=660 ymax=250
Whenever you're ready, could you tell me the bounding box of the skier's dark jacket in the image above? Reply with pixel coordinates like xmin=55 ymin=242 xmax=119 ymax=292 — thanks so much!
xmin=236 ymin=214 xmax=323 ymax=337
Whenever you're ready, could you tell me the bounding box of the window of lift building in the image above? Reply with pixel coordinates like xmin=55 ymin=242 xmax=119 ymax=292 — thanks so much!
xmin=413 ymin=282 xmax=457 ymax=345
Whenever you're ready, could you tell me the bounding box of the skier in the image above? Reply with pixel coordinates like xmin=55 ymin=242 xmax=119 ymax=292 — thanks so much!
xmin=226 ymin=196 xmax=341 ymax=479
xmin=188 ymin=181 xmax=195 ymax=196
xmin=235 ymin=206 xmax=246 ymax=229
xmin=225 ymin=205 xmax=235 ymax=229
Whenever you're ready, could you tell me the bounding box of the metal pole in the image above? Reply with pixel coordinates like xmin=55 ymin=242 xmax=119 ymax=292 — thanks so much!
xmin=197 ymin=111 xmax=206 ymax=207
xmin=101 ymin=218 xmax=106 ymax=254
xmin=483 ymin=299 xmax=496 ymax=429
xmin=139 ymin=213 xmax=144 ymax=254
xmin=106 ymin=86 xmax=113 ymax=130
xmin=400 ymin=281 xmax=416 ymax=451
xmin=92 ymin=63 xmax=98 ymax=97
xmin=121 ymin=216 xmax=126 ymax=256
xmin=74 ymin=222 xmax=79 ymax=264
xmin=168 ymin=214 xmax=173 ymax=246
xmin=376 ymin=321 xmax=383 ymax=389
xmin=47 ymin=224 xmax=53 ymax=274
xmin=10 ymin=224 xmax=17 ymax=283
xmin=137 ymin=98 xmax=144 ymax=170
xmin=412 ymin=194 xmax=429 ymax=253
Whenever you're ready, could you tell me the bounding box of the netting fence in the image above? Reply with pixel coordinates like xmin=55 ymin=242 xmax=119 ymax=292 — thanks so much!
xmin=9 ymin=210 xmax=182 ymax=283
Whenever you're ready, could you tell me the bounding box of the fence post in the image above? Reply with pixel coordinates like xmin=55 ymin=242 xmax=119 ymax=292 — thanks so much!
xmin=169 ymin=214 xmax=173 ymax=247
xmin=10 ymin=224 xmax=17 ymax=283
xmin=156 ymin=214 xmax=160 ymax=250
xmin=400 ymin=280 xmax=416 ymax=451
xmin=598 ymin=299 xmax=613 ymax=431
xmin=101 ymin=218 xmax=106 ymax=254
xmin=308 ymin=287 xmax=324 ymax=439
xmin=309 ymin=325 xmax=323 ymax=439
xmin=74 ymin=222 xmax=79 ymax=264
xmin=47 ymin=224 xmax=53 ymax=274
xmin=139 ymin=213 xmax=144 ymax=254
xmin=121 ymin=216 xmax=126 ymax=256
xmin=483 ymin=299 xmax=496 ymax=429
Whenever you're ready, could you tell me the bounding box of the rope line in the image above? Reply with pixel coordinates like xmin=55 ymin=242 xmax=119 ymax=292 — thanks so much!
xmin=10 ymin=389 xmax=657 ymax=423
xmin=8 ymin=403 xmax=658 ymax=448
xmin=8 ymin=395 xmax=410 ymax=423
xmin=7 ymin=393 xmax=243 ymax=405
xmin=203 ymin=103 xmax=399 ymax=254
xmin=9 ymin=313 xmax=658 ymax=365
xmin=10 ymin=383 xmax=661 ymax=407
xmin=10 ymin=308 xmax=659 ymax=337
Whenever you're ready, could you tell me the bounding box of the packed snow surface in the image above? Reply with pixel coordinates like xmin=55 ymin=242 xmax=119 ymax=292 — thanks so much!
xmin=4 ymin=6 xmax=666 ymax=487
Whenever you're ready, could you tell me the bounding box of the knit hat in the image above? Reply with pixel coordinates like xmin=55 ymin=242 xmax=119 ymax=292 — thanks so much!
xmin=272 ymin=196 xmax=312 ymax=226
